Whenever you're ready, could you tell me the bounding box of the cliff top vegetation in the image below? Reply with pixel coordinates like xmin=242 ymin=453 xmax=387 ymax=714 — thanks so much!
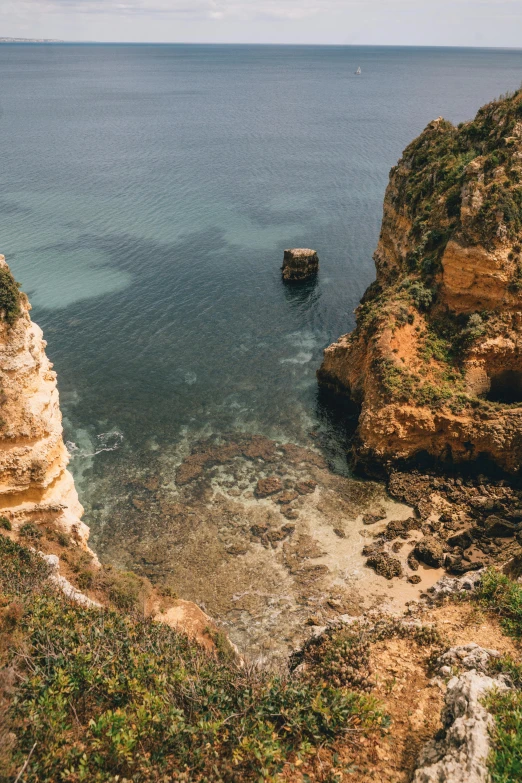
xmin=347 ymin=88 xmax=522 ymax=414
xmin=0 ymin=535 xmax=386 ymax=782
xmin=2 ymin=534 xmax=522 ymax=781
xmin=0 ymin=265 xmax=22 ymax=327
xmin=392 ymin=86 xmax=522 ymax=283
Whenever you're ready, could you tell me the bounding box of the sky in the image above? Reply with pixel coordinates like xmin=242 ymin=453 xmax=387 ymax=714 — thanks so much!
xmin=1 ymin=0 xmax=522 ymax=46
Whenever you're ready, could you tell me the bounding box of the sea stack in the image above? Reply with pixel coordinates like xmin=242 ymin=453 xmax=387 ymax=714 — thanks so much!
xmin=0 ymin=254 xmax=90 ymax=547
xmin=282 ymin=248 xmax=319 ymax=281
xmin=318 ymin=91 xmax=522 ymax=473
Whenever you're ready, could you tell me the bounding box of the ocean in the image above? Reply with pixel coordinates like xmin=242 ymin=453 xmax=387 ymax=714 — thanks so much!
xmin=1 ymin=43 xmax=522 ymax=651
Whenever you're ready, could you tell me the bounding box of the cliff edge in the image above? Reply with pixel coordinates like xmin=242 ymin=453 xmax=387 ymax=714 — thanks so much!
xmin=0 ymin=255 xmax=91 ymax=544
xmin=319 ymin=90 xmax=522 ymax=473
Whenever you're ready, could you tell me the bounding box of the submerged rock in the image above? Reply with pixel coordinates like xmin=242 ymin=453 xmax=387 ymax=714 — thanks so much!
xmin=295 ymin=479 xmax=317 ymax=495
xmin=255 ymin=476 xmax=283 ymax=497
xmin=281 ymin=248 xmax=319 ymax=282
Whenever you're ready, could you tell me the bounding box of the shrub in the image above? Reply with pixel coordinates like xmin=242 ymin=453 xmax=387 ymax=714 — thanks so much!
xmin=0 ymin=267 xmax=22 ymax=327
xmin=409 ymin=281 xmax=434 ymax=311
xmin=0 ymin=536 xmax=50 ymax=595
xmin=475 ymin=570 xmax=522 ymax=781
xmin=400 ymin=279 xmax=434 ymax=312
xmin=96 ymin=567 xmax=149 ymax=612
xmin=0 ymin=538 xmax=386 ymax=782
xmin=485 ymin=688 xmax=522 ymax=783
xmin=461 ymin=313 xmax=486 ymax=343
xmin=446 ymin=188 xmax=462 ymax=217
xmin=476 ymin=569 xmax=522 ymax=638
xmin=1 ymin=595 xmax=384 ymax=782
xmin=55 ymin=531 xmax=70 ymax=547
xmin=18 ymin=522 xmax=42 ymax=542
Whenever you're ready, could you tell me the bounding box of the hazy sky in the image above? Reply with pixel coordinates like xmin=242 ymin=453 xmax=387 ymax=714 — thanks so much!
xmin=2 ymin=0 xmax=522 ymax=46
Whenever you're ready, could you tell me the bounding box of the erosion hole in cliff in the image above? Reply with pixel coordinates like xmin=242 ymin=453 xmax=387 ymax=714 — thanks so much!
xmin=487 ymin=370 xmax=522 ymax=404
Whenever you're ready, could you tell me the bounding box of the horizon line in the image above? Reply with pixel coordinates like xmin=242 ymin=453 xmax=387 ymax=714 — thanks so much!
xmin=2 ymin=40 xmax=522 ymax=51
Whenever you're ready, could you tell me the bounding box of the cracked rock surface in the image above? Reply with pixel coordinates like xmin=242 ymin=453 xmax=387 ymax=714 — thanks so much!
xmin=413 ymin=669 xmax=507 ymax=783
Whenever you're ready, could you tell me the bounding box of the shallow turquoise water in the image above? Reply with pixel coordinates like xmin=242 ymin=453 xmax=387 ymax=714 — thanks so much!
xmin=1 ymin=43 xmax=522 ymax=529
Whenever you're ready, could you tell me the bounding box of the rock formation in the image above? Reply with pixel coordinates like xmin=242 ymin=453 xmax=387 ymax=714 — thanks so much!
xmin=319 ymin=90 xmax=522 ymax=473
xmin=282 ymin=248 xmax=319 ymax=281
xmin=0 ymin=255 xmax=90 ymax=547
xmin=414 ymin=645 xmax=509 ymax=783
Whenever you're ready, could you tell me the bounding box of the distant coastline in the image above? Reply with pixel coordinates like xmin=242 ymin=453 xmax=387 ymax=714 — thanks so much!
xmin=0 ymin=37 xmax=64 ymax=43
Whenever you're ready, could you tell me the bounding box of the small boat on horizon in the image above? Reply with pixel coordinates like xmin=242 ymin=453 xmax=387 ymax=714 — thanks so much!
xmin=355 ymin=66 xmax=362 ymax=75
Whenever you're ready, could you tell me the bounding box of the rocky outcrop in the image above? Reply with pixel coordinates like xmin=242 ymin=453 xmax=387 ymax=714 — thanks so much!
xmin=282 ymin=248 xmax=319 ymax=281
xmin=0 ymin=254 xmax=90 ymax=547
xmin=319 ymin=92 xmax=522 ymax=473
xmin=414 ymin=643 xmax=509 ymax=783
xmin=414 ymin=669 xmax=505 ymax=783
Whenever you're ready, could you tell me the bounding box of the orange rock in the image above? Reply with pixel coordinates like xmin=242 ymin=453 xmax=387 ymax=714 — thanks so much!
xmin=318 ymin=94 xmax=522 ymax=474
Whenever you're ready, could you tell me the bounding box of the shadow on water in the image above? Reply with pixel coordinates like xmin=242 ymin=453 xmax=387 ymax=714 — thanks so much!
xmin=281 ymin=275 xmax=321 ymax=312
xmin=314 ymin=385 xmax=361 ymax=477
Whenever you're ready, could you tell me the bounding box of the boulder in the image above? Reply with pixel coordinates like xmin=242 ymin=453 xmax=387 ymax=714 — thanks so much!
xmin=483 ymin=514 xmax=521 ymax=538
xmin=366 ymin=552 xmax=403 ymax=580
xmin=435 ymin=643 xmax=500 ymax=676
xmin=276 ymin=490 xmax=299 ymax=504
xmin=414 ymin=536 xmax=445 ymax=568
xmin=281 ymin=248 xmax=319 ymax=282
xmin=447 ymin=529 xmax=475 ymax=549
xmin=428 ymin=569 xmax=484 ymax=598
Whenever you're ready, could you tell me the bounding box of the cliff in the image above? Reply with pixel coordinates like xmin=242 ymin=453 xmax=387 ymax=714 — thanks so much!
xmin=0 ymin=255 xmax=90 ymax=545
xmin=319 ymin=90 xmax=522 ymax=473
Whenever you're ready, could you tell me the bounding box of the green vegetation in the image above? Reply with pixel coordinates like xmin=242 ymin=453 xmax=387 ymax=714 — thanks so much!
xmin=293 ymin=616 xmax=443 ymax=697
xmin=0 ymin=537 xmax=385 ymax=782
xmin=400 ymin=279 xmax=434 ymax=311
xmin=0 ymin=266 xmax=22 ymax=326
xmin=353 ymin=89 xmax=522 ymax=413
xmin=401 ymin=89 xmax=522 ymax=250
xmin=373 ymin=357 xmax=458 ymax=409
xmin=18 ymin=521 xmax=42 ymax=541
xmin=485 ymin=690 xmax=522 ymax=783
xmin=477 ymin=569 xmax=522 ymax=639
xmin=475 ymin=569 xmax=522 ymax=781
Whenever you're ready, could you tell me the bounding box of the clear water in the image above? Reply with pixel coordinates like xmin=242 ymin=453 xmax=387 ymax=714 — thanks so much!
xmin=1 ymin=43 xmax=522 ymax=552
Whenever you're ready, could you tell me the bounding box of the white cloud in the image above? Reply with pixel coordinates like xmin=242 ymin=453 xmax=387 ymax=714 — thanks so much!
xmin=1 ymin=0 xmax=522 ymax=44
xmin=1 ymin=0 xmax=338 ymax=19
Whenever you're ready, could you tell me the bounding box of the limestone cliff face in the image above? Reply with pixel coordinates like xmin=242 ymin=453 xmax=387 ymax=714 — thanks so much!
xmin=319 ymin=92 xmax=522 ymax=473
xmin=0 ymin=255 xmax=90 ymax=545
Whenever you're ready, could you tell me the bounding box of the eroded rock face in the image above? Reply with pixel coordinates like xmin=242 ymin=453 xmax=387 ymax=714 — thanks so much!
xmin=281 ymin=248 xmax=319 ymax=281
xmin=0 ymin=255 xmax=89 ymax=547
xmin=414 ymin=671 xmax=501 ymax=783
xmin=414 ymin=646 xmax=510 ymax=783
xmin=318 ymin=93 xmax=522 ymax=473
